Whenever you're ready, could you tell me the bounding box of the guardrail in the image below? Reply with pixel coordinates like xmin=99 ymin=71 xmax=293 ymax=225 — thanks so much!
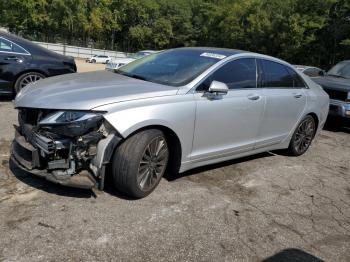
xmin=33 ymin=41 xmax=129 ymax=59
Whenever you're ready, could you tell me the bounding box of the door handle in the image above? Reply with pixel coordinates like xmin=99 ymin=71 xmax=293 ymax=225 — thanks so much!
xmin=293 ymin=93 xmax=303 ymax=98
xmin=5 ymin=56 xmax=20 ymax=61
xmin=247 ymin=94 xmax=261 ymax=101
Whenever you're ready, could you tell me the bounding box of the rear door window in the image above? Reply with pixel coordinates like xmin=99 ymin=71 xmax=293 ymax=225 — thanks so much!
xmin=260 ymin=60 xmax=294 ymax=88
xmin=0 ymin=37 xmax=29 ymax=54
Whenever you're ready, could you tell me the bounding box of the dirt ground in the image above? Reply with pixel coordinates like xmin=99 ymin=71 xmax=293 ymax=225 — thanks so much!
xmin=76 ymin=58 xmax=106 ymax=72
xmin=0 ymin=61 xmax=349 ymax=261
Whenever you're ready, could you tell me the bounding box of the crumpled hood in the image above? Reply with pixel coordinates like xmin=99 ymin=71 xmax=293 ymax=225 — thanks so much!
xmin=15 ymin=71 xmax=178 ymax=110
xmin=313 ymin=76 xmax=350 ymax=92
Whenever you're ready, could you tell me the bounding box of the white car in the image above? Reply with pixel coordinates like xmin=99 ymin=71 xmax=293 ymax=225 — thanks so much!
xmin=86 ymin=55 xmax=111 ymax=64
xmin=132 ymin=50 xmax=158 ymax=58
xmin=105 ymin=57 xmax=135 ymax=71
xmin=105 ymin=50 xmax=158 ymax=71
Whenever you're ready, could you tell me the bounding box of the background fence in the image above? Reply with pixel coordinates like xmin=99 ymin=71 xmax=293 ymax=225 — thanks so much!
xmin=33 ymin=41 xmax=129 ymax=59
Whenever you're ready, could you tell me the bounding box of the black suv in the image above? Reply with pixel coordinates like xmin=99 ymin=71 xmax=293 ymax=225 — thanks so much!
xmin=0 ymin=32 xmax=76 ymax=96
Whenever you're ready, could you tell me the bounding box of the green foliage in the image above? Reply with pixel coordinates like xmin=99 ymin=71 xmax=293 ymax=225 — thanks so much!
xmin=0 ymin=0 xmax=349 ymax=68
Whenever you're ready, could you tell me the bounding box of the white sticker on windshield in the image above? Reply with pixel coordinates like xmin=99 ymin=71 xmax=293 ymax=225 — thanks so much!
xmin=200 ymin=52 xmax=227 ymax=59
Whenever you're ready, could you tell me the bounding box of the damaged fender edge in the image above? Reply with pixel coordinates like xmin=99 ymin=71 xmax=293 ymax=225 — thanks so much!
xmin=90 ymin=132 xmax=122 ymax=190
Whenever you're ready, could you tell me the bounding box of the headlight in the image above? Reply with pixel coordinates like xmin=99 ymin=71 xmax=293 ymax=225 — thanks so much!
xmin=39 ymin=111 xmax=102 ymax=125
xmin=39 ymin=111 xmax=104 ymax=137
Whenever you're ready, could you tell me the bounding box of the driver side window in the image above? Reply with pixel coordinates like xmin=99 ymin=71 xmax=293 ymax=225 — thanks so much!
xmin=197 ymin=58 xmax=257 ymax=91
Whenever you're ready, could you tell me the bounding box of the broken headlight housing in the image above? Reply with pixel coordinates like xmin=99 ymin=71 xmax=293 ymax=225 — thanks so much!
xmin=39 ymin=111 xmax=105 ymax=137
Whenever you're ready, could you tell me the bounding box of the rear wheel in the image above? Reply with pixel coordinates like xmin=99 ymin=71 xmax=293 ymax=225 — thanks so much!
xmin=112 ymin=129 xmax=169 ymax=198
xmin=288 ymin=115 xmax=316 ymax=156
xmin=14 ymin=72 xmax=45 ymax=93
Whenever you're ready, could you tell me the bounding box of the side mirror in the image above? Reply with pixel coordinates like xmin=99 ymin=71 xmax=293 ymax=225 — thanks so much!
xmin=319 ymin=70 xmax=325 ymax=77
xmin=208 ymin=81 xmax=229 ymax=95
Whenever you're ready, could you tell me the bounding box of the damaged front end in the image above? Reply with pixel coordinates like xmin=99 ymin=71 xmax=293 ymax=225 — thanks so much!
xmin=11 ymin=108 xmax=121 ymax=189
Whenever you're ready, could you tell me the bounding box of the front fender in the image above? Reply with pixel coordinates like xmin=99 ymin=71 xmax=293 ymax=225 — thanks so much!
xmin=96 ymin=95 xmax=196 ymax=163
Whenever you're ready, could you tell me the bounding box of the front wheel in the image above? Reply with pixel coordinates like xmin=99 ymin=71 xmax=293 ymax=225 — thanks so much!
xmin=287 ymin=115 xmax=316 ymax=156
xmin=112 ymin=129 xmax=169 ymax=198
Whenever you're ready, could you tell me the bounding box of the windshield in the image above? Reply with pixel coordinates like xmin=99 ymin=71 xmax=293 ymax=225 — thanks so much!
xmin=327 ymin=61 xmax=350 ymax=79
xmin=116 ymin=49 xmax=224 ymax=86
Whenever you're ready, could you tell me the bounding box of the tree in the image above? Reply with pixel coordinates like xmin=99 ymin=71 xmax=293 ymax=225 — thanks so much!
xmin=0 ymin=0 xmax=349 ymax=67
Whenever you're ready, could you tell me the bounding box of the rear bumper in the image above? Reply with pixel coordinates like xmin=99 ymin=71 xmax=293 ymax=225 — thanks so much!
xmin=10 ymin=132 xmax=97 ymax=189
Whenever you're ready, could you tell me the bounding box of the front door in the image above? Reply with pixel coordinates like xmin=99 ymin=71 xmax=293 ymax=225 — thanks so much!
xmin=191 ymin=58 xmax=265 ymax=161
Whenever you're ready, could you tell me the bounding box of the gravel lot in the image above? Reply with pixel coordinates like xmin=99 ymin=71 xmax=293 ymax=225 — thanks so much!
xmin=0 ymin=60 xmax=349 ymax=261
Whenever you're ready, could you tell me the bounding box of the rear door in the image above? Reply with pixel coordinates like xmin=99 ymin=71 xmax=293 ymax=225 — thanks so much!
xmin=0 ymin=37 xmax=31 ymax=95
xmin=256 ymin=59 xmax=307 ymax=148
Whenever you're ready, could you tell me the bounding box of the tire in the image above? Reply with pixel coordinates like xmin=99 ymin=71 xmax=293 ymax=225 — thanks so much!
xmin=112 ymin=129 xmax=169 ymax=198
xmin=287 ymin=115 xmax=316 ymax=156
xmin=14 ymin=72 xmax=45 ymax=94
xmin=92 ymin=59 xmax=96 ymax=63
xmin=105 ymin=60 xmax=109 ymax=64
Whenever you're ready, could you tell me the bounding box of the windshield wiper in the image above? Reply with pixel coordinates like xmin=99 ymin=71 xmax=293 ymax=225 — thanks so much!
xmin=328 ymin=74 xmax=347 ymax=79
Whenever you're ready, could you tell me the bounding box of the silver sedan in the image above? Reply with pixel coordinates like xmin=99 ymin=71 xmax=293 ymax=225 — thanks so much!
xmin=12 ymin=47 xmax=329 ymax=198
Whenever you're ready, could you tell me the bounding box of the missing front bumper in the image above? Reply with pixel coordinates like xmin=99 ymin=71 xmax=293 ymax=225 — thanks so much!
xmin=11 ymin=127 xmax=98 ymax=189
xmin=11 ymin=123 xmax=122 ymax=190
xmin=11 ymin=141 xmax=98 ymax=189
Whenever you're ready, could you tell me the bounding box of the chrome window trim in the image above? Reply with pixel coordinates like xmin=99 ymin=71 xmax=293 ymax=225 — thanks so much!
xmin=0 ymin=36 xmax=31 ymax=56
xmin=179 ymin=53 xmax=310 ymax=95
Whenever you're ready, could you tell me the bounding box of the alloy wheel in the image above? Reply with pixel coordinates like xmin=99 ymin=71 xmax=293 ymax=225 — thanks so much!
xmin=19 ymin=74 xmax=43 ymax=89
xmin=294 ymin=117 xmax=315 ymax=154
xmin=137 ymin=136 xmax=169 ymax=191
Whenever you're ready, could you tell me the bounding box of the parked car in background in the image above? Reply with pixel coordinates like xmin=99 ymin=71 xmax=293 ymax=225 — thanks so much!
xmin=0 ymin=32 xmax=76 ymax=96
xmin=105 ymin=50 xmax=157 ymax=71
xmin=105 ymin=57 xmax=135 ymax=72
xmin=12 ymin=48 xmax=329 ymax=198
xmin=313 ymin=60 xmax=350 ymax=118
xmin=294 ymin=65 xmax=325 ymax=78
xmin=86 ymin=54 xmax=111 ymax=64
xmin=130 ymin=50 xmax=158 ymax=59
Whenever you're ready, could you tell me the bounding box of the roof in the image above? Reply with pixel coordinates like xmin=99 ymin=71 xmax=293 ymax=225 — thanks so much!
xmin=177 ymin=47 xmax=247 ymax=56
